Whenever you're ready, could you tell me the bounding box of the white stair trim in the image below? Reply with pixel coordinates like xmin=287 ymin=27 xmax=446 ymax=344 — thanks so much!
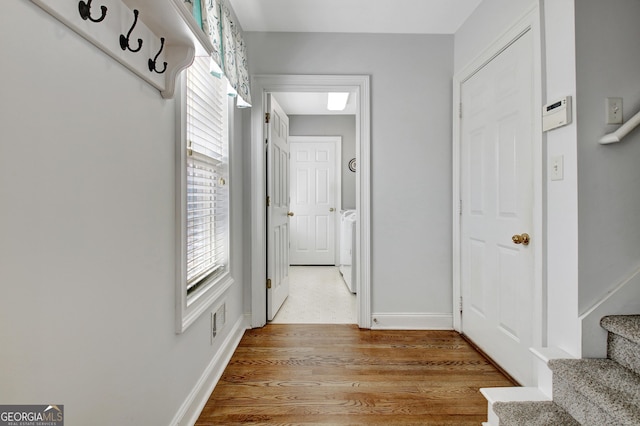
xmin=481 ymin=387 xmax=549 ymax=426
xmin=530 ymin=346 xmax=575 ymax=397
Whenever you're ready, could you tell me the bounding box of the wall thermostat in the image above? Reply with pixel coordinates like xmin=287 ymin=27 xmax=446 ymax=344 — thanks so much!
xmin=543 ymin=96 xmax=572 ymax=132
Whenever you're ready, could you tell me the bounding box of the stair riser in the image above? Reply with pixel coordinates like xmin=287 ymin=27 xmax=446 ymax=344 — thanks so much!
xmin=608 ymin=333 xmax=640 ymax=376
xmin=553 ymin=376 xmax=618 ymax=426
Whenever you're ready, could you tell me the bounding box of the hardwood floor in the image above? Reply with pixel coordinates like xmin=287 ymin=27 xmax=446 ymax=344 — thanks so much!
xmin=196 ymin=324 xmax=515 ymax=425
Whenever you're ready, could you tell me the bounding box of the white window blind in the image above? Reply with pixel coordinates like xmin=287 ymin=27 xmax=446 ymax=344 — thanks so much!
xmin=185 ymin=56 xmax=229 ymax=296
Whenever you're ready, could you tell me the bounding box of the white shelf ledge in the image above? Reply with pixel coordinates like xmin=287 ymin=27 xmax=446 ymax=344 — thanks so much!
xmin=600 ymin=108 xmax=640 ymax=144
xmin=530 ymin=346 xmax=575 ymax=363
xmin=31 ymin=0 xmax=212 ymax=98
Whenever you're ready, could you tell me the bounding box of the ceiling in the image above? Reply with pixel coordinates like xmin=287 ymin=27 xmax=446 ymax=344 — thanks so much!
xmin=273 ymin=92 xmax=357 ymax=116
xmin=232 ymin=0 xmax=483 ymax=115
xmin=227 ymin=0 xmax=482 ymax=35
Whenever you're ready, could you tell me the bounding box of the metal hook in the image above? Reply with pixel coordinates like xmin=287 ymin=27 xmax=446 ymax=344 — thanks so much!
xmin=119 ymin=9 xmax=143 ymax=53
xmin=148 ymin=37 xmax=167 ymax=74
xmin=78 ymin=0 xmax=107 ymax=23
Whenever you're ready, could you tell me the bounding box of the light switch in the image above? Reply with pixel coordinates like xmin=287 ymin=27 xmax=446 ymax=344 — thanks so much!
xmin=606 ymin=98 xmax=623 ymax=124
xmin=550 ymin=155 xmax=564 ymax=181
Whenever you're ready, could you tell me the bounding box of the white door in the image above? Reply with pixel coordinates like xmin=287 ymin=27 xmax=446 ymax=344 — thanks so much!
xmin=289 ymin=138 xmax=338 ymax=265
xmin=266 ymin=95 xmax=291 ymax=321
xmin=460 ymin=30 xmax=535 ymax=385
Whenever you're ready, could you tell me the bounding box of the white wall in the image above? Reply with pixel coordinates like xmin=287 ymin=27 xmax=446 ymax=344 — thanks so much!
xmin=542 ymin=0 xmax=580 ymax=355
xmin=246 ymin=32 xmax=454 ymax=316
xmin=0 ymin=2 xmax=245 ymax=424
xmin=289 ymin=115 xmax=357 ymax=209
xmin=575 ymin=0 xmax=640 ymax=312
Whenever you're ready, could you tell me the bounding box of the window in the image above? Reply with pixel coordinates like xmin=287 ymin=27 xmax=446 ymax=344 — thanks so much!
xmin=176 ymin=56 xmax=232 ymax=333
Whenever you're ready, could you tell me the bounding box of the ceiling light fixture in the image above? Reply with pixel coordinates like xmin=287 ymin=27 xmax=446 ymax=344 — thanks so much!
xmin=327 ymin=92 xmax=349 ymax=111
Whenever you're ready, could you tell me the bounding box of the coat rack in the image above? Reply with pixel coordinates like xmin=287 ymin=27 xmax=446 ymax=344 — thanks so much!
xmin=120 ymin=9 xmax=143 ymax=52
xmin=30 ymin=0 xmax=197 ymax=99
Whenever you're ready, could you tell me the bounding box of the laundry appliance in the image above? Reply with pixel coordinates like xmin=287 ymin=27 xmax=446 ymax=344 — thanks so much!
xmin=339 ymin=210 xmax=357 ymax=293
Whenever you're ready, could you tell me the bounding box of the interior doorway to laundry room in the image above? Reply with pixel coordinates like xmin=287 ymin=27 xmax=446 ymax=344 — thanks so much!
xmin=250 ymin=74 xmax=371 ymax=329
xmin=268 ymin=92 xmax=357 ymax=324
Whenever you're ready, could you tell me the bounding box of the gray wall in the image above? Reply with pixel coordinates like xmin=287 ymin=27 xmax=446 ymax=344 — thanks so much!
xmin=575 ymin=0 xmax=640 ymax=311
xmin=289 ymin=115 xmax=357 ymax=209
xmin=0 ymin=2 xmax=245 ymax=424
xmin=246 ymin=32 xmax=454 ymax=314
xmin=454 ymin=0 xmax=535 ymax=72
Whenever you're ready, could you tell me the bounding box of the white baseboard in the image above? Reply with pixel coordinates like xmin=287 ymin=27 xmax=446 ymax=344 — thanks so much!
xmin=370 ymin=313 xmax=453 ymax=330
xmin=171 ymin=315 xmax=248 ymax=426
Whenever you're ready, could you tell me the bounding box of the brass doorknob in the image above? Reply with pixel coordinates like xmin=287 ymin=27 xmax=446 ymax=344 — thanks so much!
xmin=512 ymin=233 xmax=530 ymax=246
xmin=287 ymin=212 xmax=294 ymax=217
xmin=329 ymin=208 xmax=335 ymax=212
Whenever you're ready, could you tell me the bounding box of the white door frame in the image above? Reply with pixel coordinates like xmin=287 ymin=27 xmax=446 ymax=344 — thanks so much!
xmin=250 ymin=74 xmax=371 ymax=329
xmin=289 ymin=136 xmax=342 ymax=266
xmin=452 ymin=4 xmax=545 ymax=347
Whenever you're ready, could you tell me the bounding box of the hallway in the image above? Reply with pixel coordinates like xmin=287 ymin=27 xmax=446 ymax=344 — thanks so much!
xmin=271 ymin=266 xmax=357 ymax=324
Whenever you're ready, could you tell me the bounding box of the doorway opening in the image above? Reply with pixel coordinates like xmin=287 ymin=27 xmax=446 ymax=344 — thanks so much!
xmin=270 ymin=266 xmax=356 ymax=324
xmin=249 ymin=75 xmax=371 ymax=329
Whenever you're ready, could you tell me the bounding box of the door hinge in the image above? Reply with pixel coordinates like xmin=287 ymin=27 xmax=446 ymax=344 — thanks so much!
xmin=459 ymin=296 xmax=463 ymax=313
xmin=266 ymin=279 xmax=272 ymax=289
xmin=266 ymin=196 xmax=271 ymax=207
xmin=459 ymin=103 xmax=463 ymax=119
xmin=459 ymin=199 xmax=463 ymax=215
xmin=265 ymin=112 xmax=271 ymax=124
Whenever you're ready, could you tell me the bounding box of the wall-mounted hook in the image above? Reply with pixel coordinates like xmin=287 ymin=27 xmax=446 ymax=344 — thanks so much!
xmin=119 ymin=9 xmax=143 ymax=53
xmin=78 ymin=0 xmax=107 ymax=23
xmin=148 ymin=37 xmax=167 ymax=74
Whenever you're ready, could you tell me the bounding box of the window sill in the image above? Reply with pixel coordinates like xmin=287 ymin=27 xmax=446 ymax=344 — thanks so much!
xmin=176 ymin=273 xmax=234 ymax=334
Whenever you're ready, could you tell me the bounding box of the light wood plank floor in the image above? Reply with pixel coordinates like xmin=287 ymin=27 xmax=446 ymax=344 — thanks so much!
xmin=196 ymin=324 xmax=515 ymax=425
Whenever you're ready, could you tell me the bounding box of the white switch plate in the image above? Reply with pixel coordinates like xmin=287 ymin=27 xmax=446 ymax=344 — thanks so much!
xmin=550 ymin=155 xmax=564 ymax=181
xmin=606 ymin=98 xmax=623 ymax=124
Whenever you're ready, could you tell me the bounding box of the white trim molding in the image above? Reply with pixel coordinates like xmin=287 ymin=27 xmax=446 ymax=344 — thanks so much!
xmin=371 ymin=313 xmax=453 ymax=330
xmin=452 ymin=3 xmax=545 ymax=349
xmin=249 ymin=74 xmax=371 ymax=329
xmin=170 ymin=315 xmax=248 ymax=426
xmin=580 ymin=263 xmax=640 ymax=358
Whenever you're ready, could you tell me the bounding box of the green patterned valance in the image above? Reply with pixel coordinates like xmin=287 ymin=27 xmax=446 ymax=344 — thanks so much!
xmin=185 ymin=0 xmax=251 ymax=108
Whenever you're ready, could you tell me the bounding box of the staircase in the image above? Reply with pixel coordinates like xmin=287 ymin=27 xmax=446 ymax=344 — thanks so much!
xmin=491 ymin=315 xmax=640 ymax=425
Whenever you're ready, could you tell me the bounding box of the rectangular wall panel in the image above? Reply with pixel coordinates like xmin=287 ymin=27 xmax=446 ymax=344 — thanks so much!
xmin=469 ymin=130 xmax=486 ymax=215
xmin=469 ymin=238 xmax=487 ymax=316
xmin=316 ymin=169 xmax=329 ymax=204
xmin=315 ymin=216 xmax=328 ymax=251
xmin=497 ymin=245 xmax=520 ymax=340
xmin=497 ymin=115 xmax=517 ymax=217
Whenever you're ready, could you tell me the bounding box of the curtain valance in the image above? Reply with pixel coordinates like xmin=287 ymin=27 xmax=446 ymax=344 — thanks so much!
xmin=187 ymin=0 xmax=252 ymax=108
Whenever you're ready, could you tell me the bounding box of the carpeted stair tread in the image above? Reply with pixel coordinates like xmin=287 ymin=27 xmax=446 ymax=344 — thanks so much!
xmin=549 ymin=358 xmax=640 ymax=425
xmin=601 ymin=315 xmax=640 ymax=345
xmin=493 ymin=400 xmax=579 ymax=426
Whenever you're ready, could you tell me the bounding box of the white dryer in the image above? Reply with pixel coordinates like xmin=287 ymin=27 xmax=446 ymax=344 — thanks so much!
xmin=339 ymin=210 xmax=357 ymax=293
